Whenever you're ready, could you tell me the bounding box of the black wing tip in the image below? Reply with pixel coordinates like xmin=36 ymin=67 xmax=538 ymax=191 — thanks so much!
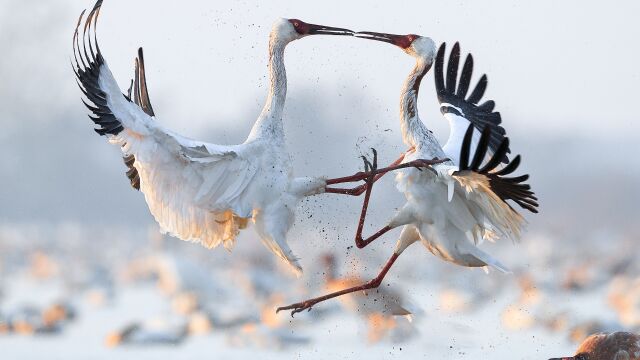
xmin=458 ymin=124 xmax=538 ymax=214
xmin=493 ymin=173 xmax=539 ymax=214
xmin=436 ymin=42 xmax=447 ymax=65
xmin=469 ymin=126 xmax=491 ymax=170
xmin=86 ymin=0 xmax=104 ymax=20
xmin=458 ymin=123 xmax=475 ymax=169
xmin=455 ymin=54 xmax=473 ymax=98
xmin=73 ymin=0 xmax=127 ymax=137
xmin=445 ymin=42 xmax=461 ymax=94
xmin=133 ymin=47 xmax=155 ymax=117
xmin=434 ymin=42 xmax=447 ymax=94
xmin=123 ymin=155 xmax=141 ymax=191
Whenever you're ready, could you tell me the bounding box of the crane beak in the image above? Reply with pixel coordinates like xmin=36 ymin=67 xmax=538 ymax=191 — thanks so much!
xmin=307 ymin=24 xmax=354 ymax=36
xmin=548 ymin=357 xmax=574 ymax=360
xmin=355 ymin=31 xmax=402 ymax=44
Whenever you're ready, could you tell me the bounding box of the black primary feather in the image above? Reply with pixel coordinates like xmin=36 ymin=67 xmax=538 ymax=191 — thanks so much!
xmin=457 ymin=124 xmax=538 ymax=213
xmin=132 ymin=48 xmax=155 ymax=117
xmin=445 ymin=42 xmax=460 ymax=94
xmin=122 ymin=47 xmax=157 ymax=191
xmin=72 ymin=0 xmax=152 ymax=191
xmin=123 ymin=154 xmax=140 ymax=190
xmin=435 ymin=42 xmax=509 ymax=163
xmin=456 ymin=55 xmax=473 ymax=98
xmin=72 ymin=0 xmax=123 ymax=137
xmin=458 ymin=125 xmax=474 ymax=170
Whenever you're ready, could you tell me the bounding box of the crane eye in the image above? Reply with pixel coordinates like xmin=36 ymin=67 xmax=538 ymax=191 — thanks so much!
xmin=288 ymin=19 xmax=306 ymax=34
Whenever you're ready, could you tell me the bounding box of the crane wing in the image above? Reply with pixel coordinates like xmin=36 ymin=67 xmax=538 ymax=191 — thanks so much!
xmin=446 ymin=124 xmax=538 ymax=241
xmin=435 ymin=42 xmax=509 ymax=165
xmin=72 ymin=1 xmax=257 ymax=249
xmin=455 ymin=124 xmax=538 ymax=213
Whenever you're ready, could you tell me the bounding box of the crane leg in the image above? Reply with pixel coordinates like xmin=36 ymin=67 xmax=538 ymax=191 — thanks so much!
xmin=369 ymin=157 xmax=449 ymax=176
xmin=324 ymin=184 xmax=367 ymax=196
xmin=354 ymin=163 xmax=393 ymax=248
xmin=276 ymin=252 xmax=401 ymax=317
xmin=325 ymin=149 xmax=446 ymax=187
xmin=324 ymin=149 xmax=408 ymax=196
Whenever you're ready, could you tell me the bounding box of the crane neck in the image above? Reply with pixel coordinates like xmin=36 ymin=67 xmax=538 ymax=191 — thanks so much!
xmin=399 ymin=57 xmax=433 ymax=148
xmin=247 ymin=35 xmax=288 ymax=143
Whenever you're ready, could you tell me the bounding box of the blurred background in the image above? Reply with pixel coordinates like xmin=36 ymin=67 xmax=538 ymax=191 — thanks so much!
xmin=0 ymin=0 xmax=639 ymax=358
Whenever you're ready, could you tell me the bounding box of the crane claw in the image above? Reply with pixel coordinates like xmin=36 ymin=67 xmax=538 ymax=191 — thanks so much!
xmin=412 ymin=157 xmax=449 ymax=174
xmin=370 ymin=147 xmax=378 ymax=170
xmin=360 ymin=148 xmax=378 ymax=185
xmin=360 ymin=155 xmax=371 ymax=173
xmin=276 ymin=300 xmax=317 ymax=317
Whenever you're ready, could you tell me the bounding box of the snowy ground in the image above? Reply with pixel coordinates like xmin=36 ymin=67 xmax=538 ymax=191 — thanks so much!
xmin=0 ymin=278 xmax=571 ymax=359
xmin=1 ymin=225 xmax=638 ymax=359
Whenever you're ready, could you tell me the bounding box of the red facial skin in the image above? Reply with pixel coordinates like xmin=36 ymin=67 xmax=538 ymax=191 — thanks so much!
xmin=288 ymin=19 xmax=309 ymax=35
xmin=394 ymin=34 xmax=419 ymax=49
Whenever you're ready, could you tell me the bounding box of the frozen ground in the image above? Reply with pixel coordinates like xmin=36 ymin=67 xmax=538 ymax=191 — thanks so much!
xmin=0 ymin=277 xmax=571 ymax=359
xmin=1 ymin=225 xmax=637 ymax=359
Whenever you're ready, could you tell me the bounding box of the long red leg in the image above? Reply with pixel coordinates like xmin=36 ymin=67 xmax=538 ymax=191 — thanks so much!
xmin=354 ymin=174 xmax=392 ymax=248
xmin=326 ymin=157 xmax=447 ymax=185
xmin=324 ymin=185 xmax=367 ymax=196
xmin=324 ymin=152 xmax=408 ymax=197
xmin=373 ymin=158 xmax=448 ymax=176
xmin=276 ymin=253 xmax=401 ymax=317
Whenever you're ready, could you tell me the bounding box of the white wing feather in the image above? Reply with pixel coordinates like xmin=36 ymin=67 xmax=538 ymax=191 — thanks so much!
xmin=98 ymin=58 xmax=259 ymax=250
xmin=441 ymin=113 xmax=481 ymax=165
xmin=441 ymin=167 xmax=525 ymax=242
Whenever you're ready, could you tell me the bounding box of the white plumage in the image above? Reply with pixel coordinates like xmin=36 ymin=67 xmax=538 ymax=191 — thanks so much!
xmin=441 ymin=112 xmax=479 ymax=165
xmin=73 ymin=1 xmax=353 ymax=276
xmin=392 ymin=157 xmax=521 ymax=272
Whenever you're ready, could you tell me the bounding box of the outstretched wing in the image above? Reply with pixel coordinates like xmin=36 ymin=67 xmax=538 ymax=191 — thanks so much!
xmin=435 ymin=42 xmax=509 ymax=165
xmin=456 ymin=125 xmax=538 ymax=214
xmin=72 ymin=1 xmax=154 ymax=138
xmin=72 ymin=1 xmax=258 ymax=250
xmin=448 ymin=124 xmax=538 ymax=241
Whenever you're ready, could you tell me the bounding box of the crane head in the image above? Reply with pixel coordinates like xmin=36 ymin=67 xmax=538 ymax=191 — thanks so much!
xmin=355 ymin=32 xmax=436 ymax=60
xmin=272 ymin=18 xmax=353 ymax=43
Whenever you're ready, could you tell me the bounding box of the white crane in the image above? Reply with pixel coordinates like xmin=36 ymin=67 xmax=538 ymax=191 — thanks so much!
xmin=278 ymin=32 xmax=538 ymax=315
xmin=72 ymin=0 xmax=360 ymax=276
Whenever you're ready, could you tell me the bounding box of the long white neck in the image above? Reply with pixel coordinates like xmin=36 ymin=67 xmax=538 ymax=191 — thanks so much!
xmin=399 ymin=58 xmax=433 ymax=148
xmin=246 ymin=35 xmax=287 ymax=142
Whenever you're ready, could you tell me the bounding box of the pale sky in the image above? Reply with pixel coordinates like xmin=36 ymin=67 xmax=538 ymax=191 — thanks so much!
xmin=0 ymin=0 xmax=638 ymax=230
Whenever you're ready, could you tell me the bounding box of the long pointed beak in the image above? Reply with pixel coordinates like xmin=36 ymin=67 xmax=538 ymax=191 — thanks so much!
xmin=307 ymin=24 xmax=354 ymax=36
xmin=548 ymin=357 xmax=574 ymax=360
xmin=355 ymin=31 xmax=401 ymax=44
